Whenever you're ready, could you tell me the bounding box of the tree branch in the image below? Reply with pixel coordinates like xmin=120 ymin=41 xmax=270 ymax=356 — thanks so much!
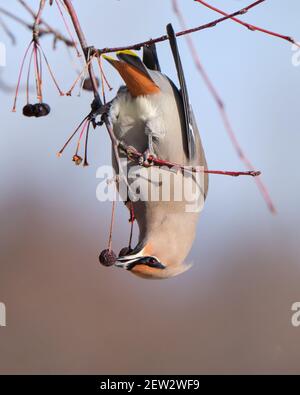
xmin=59 ymin=1 xmax=261 ymax=182
xmin=195 ymin=0 xmax=300 ymax=48
xmin=16 ymin=0 xmax=75 ymax=47
xmin=94 ymin=0 xmax=297 ymax=55
xmin=62 ymin=0 xmax=99 ymax=99
xmin=119 ymin=142 xmax=261 ymax=178
xmin=62 ymin=0 xmax=130 ymax=188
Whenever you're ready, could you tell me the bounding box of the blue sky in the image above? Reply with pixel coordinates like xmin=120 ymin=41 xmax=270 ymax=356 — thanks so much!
xmin=1 ymin=0 xmax=300 ymax=267
xmin=1 ymin=1 xmax=300 ymax=373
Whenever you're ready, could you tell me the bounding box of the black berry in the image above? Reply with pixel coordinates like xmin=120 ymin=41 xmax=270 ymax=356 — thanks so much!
xmin=23 ymin=104 xmax=35 ymax=117
xmin=119 ymin=247 xmax=133 ymax=257
xmin=34 ymin=103 xmax=51 ymax=118
xmin=99 ymin=249 xmax=117 ymax=267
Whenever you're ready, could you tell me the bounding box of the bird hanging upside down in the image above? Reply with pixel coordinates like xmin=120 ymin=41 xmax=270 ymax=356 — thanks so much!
xmin=103 ymin=24 xmax=209 ymax=279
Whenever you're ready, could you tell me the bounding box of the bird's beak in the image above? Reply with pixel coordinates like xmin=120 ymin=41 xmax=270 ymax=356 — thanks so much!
xmin=103 ymin=50 xmax=160 ymax=97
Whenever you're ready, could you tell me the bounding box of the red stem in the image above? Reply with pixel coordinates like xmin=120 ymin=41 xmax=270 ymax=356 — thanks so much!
xmin=33 ymin=0 xmax=46 ymax=42
xmin=128 ymin=201 xmax=135 ymax=249
xmin=37 ymin=43 xmax=64 ymax=96
xmin=75 ymin=118 xmax=89 ymax=156
xmin=83 ymin=121 xmax=91 ymax=167
xmin=95 ymin=0 xmax=297 ymax=55
xmin=33 ymin=43 xmax=42 ymax=102
xmin=108 ymin=200 xmax=116 ymax=251
xmin=26 ymin=46 xmax=35 ymax=104
xmin=12 ymin=40 xmax=33 ymax=111
xmin=58 ymin=115 xmax=89 ymax=156
xmin=62 ymin=0 xmax=99 ymax=100
xmin=17 ymin=0 xmax=75 ymax=47
xmin=195 ymin=0 xmax=300 ymax=48
xmin=55 ymin=0 xmax=81 ymax=56
xmin=122 ymin=145 xmax=260 ymax=178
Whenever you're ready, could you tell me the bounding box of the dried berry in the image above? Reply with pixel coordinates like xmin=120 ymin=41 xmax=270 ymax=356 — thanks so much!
xmin=72 ymin=155 xmax=83 ymax=166
xmin=83 ymin=77 xmax=100 ymax=92
xmin=22 ymin=104 xmax=35 ymax=117
xmin=119 ymin=247 xmax=133 ymax=257
xmin=99 ymin=249 xmax=117 ymax=267
xmin=34 ymin=103 xmax=51 ymax=118
xmin=41 ymin=103 xmax=51 ymax=116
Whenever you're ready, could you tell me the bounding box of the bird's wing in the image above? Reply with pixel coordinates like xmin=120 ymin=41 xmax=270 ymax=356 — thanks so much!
xmin=167 ymin=23 xmax=196 ymax=160
xmin=143 ymin=44 xmax=161 ymax=72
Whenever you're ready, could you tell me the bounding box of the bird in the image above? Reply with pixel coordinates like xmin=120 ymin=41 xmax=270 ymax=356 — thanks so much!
xmin=103 ymin=24 xmax=208 ymax=279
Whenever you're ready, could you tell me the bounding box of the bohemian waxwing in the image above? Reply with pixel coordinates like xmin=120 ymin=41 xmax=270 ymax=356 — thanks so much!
xmin=104 ymin=24 xmax=208 ymax=279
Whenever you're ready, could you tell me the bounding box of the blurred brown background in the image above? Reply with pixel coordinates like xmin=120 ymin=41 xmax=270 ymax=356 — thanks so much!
xmin=0 ymin=0 xmax=300 ymax=374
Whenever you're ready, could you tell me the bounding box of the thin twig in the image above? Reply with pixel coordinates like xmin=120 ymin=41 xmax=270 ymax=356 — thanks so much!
xmin=119 ymin=142 xmax=260 ymax=178
xmin=12 ymin=40 xmax=33 ymax=112
xmin=128 ymin=202 xmax=135 ymax=249
xmin=62 ymin=0 xmax=130 ymax=192
xmin=62 ymin=0 xmax=99 ymax=99
xmin=94 ymin=0 xmax=295 ymax=55
xmin=195 ymin=0 xmax=300 ymax=49
xmin=54 ymin=0 xmax=81 ymax=56
xmin=37 ymin=43 xmax=65 ymax=96
xmin=108 ymin=200 xmax=116 ymax=251
xmin=32 ymin=0 xmax=46 ymax=43
xmin=17 ymin=0 xmax=75 ymax=47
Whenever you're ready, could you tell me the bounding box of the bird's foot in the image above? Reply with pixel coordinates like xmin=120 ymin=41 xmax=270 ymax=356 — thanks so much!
xmin=122 ymin=145 xmax=140 ymax=161
xmin=139 ymin=149 xmax=156 ymax=167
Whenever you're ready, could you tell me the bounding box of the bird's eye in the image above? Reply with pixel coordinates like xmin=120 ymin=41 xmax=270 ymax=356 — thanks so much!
xmin=126 ymin=256 xmax=166 ymax=271
xmin=145 ymin=257 xmax=166 ymax=270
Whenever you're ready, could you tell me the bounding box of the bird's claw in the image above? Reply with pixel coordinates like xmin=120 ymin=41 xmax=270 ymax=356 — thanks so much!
xmin=139 ymin=149 xmax=156 ymax=167
xmin=125 ymin=145 xmax=140 ymax=160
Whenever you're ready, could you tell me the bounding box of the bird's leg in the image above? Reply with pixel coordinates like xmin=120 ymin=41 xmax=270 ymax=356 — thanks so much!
xmin=128 ymin=201 xmax=135 ymax=249
xmin=141 ymin=117 xmax=164 ymax=166
xmin=140 ymin=131 xmax=157 ymax=167
xmin=140 ymin=117 xmax=165 ymax=166
xmin=147 ymin=133 xmax=156 ymax=158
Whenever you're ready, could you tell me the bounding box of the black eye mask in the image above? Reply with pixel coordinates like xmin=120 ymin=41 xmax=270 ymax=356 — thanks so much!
xmin=126 ymin=257 xmax=166 ymax=271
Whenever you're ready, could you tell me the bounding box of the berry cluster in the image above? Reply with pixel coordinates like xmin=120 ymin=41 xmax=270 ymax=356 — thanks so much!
xmin=23 ymin=103 xmax=51 ymax=118
xmin=12 ymin=39 xmax=63 ymax=119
